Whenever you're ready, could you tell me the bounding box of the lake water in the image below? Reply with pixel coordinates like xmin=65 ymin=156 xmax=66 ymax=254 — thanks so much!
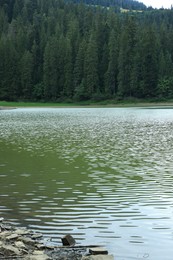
xmin=0 ymin=107 xmax=173 ymax=259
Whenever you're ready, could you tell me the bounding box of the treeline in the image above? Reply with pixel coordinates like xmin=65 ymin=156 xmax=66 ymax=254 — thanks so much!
xmin=69 ymin=0 xmax=147 ymax=11
xmin=0 ymin=0 xmax=173 ymax=102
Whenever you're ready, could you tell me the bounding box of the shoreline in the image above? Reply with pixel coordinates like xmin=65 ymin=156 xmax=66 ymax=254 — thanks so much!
xmin=1 ymin=101 xmax=173 ymax=109
xmin=0 ymin=220 xmax=113 ymax=260
xmin=0 ymin=220 xmax=87 ymax=259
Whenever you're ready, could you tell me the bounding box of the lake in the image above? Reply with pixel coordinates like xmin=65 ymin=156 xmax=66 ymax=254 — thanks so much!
xmin=0 ymin=107 xmax=173 ymax=259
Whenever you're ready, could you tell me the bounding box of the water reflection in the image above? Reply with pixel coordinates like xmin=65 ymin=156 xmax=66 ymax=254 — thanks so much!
xmin=0 ymin=107 xmax=173 ymax=259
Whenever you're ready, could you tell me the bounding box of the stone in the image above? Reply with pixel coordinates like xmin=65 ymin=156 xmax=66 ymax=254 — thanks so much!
xmin=36 ymin=243 xmax=46 ymax=250
xmin=0 ymin=244 xmax=21 ymax=256
xmin=89 ymin=247 xmax=108 ymax=255
xmin=44 ymin=245 xmax=55 ymax=250
xmin=0 ymin=231 xmax=11 ymax=239
xmin=32 ymin=233 xmax=43 ymax=239
xmin=61 ymin=234 xmax=76 ymax=246
xmin=15 ymin=228 xmax=30 ymax=235
xmin=0 ymin=224 xmax=12 ymax=230
xmin=6 ymin=233 xmax=19 ymax=240
xmin=82 ymin=255 xmax=114 ymax=260
xmin=25 ymin=251 xmax=51 ymax=260
xmin=15 ymin=241 xmax=26 ymax=249
xmin=33 ymin=250 xmax=46 ymax=255
xmin=19 ymin=236 xmax=36 ymax=245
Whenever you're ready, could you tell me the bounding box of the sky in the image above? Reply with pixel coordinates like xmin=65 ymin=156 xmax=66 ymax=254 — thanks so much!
xmin=140 ymin=0 xmax=173 ymax=9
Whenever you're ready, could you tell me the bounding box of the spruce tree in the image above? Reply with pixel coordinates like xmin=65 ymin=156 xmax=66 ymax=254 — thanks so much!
xmin=84 ymin=31 xmax=99 ymax=98
xmin=20 ymin=50 xmax=33 ymax=99
xmin=105 ymin=29 xmax=118 ymax=97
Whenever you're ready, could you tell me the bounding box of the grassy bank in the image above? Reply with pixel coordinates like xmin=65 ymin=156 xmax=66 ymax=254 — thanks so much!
xmin=1 ymin=100 xmax=173 ymax=108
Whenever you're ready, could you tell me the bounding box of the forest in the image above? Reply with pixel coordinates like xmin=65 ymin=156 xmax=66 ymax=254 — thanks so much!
xmin=0 ymin=0 xmax=173 ymax=102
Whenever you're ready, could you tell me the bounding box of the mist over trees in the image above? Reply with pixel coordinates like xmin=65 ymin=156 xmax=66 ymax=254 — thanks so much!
xmin=0 ymin=0 xmax=173 ymax=102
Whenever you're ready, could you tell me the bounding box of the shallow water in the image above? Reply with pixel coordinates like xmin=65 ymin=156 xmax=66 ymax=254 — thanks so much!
xmin=0 ymin=107 xmax=173 ymax=259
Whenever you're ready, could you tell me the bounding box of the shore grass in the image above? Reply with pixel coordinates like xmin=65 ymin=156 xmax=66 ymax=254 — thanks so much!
xmin=1 ymin=100 xmax=173 ymax=108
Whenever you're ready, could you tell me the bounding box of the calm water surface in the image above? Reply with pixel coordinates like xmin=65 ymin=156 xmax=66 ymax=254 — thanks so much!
xmin=0 ymin=107 xmax=173 ymax=259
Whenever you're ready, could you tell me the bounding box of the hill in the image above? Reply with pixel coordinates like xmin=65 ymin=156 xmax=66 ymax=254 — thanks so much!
xmin=70 ymin=0 xmax=147 ymax=11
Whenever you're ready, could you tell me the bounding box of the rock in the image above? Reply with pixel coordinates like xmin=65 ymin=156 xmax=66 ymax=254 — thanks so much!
xmin=15 ymin=241 xmax=27 ymax=249
xmin=82 ymin=255 xmax=114 ymax=260
xmin=15 ymin=228 xmax=30 ymax=235
xmin=44 ymin=245 xmax=55 ymax=250
xmin=36 ymin=243 xmax=46 ymax=250
xmin=26 ymin=250 xmax=51 ymax=260
xmin=32 ymin=233 xmax=43 ymax=239
xmin=6 ymin=233 xmax=19 ymax=240
xmin=0 ymin=244 xmax=21 ymax=256
xmin=0 ymin=231 xmax=11 ymax=239
xmin=61 ymin=234 xmax=76 ymax=246
xmin=89 ymin=247 xmax=108 ymax=255
xmin=19 ymin=236 xmax=36 ymax=245
xmin=0 ymin=224 xmax=12 ymax=230
xmin=33 ymin=250 xmax=48 ymax=255
xmin=0 ymin=217 xmax=4 ymax=222
xmin=26 ymin=255 xmax=50 ymax=260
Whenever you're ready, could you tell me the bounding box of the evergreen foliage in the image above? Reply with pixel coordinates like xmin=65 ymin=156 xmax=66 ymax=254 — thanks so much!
xmin=0 ymin=0 xmax=173 ymax=102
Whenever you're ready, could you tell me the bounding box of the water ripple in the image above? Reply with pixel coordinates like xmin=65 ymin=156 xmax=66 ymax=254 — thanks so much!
xmin=1 ymin=108 xmax=173 ymax=259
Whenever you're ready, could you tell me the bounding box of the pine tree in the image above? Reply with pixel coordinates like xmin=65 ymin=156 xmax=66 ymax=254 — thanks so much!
xmin=0 ymin=7 xmax=8 ymax=36
xmin=105 ymin=29 xmax=118 ymax=97
xmin=20 ymin=50 xmax=33 ymax=99
xmin=63 ymin=37 xmax=73 ymax=98
xmin=118 ymin=15 xmax=137 ymax=98
xmin=73 ymin=39 xmax=86 ymax=88
xmin=84 ymin=31 xmax=99 ymax=98
xmin=138 ymin=25 xmax=159 ymax=97
xmin=43 ymin=37 xmax=59 ymax=100
xmin=0 ymin=37 xmax=19 ymax=100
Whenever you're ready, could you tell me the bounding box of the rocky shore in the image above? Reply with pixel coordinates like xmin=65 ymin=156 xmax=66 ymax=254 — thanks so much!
xmin=0 ymin=219 xmax=114 ymax=260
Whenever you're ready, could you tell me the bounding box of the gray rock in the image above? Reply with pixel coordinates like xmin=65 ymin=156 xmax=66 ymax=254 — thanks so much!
xmin=61 ymin=234 xmax=76 ymax=246
xmin=15 ymin=228 xmax=30 ymax=235
xmin=0 ymin=244 xmax=21 ymax=256
xmin=0 ymin=224 xmax=12 ymax=230
xmin=6 ymin=233 xmax=19 ymax=240
xmin=82 ymin=255 xmax=114 ymax=260
xmin=19 ymin=236 xmax=36 ymax=245
xmin=25 ymin=250 xmax=51 ymax=260
xmin=15 ymin=241 xmax=27 ymax=249
xmin=0 ymin=231 xmax=11 ymax=239
xmin=32 ymin=233 xmax=43 ymax=239
xmin=89 ymin=247 xmax=108 ymax=255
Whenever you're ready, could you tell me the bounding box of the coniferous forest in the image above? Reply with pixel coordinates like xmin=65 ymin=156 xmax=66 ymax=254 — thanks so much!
xmin=0 ymin=0 xmax=173 ymax=102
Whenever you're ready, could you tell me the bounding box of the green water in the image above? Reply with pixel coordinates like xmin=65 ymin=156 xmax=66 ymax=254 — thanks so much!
xmin=0 ymin=107 xmax=173 ymax=259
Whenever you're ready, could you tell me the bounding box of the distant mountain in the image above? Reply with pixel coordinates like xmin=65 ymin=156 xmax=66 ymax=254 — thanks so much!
xmin=69 ymin=0 xmax=147 ymax=11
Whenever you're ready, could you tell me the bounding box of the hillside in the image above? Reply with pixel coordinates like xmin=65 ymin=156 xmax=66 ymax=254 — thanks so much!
xmin=0 ymin=0 xmax=173 ymax=102
xmin=69 ymin=0 xmax=147 ymax=11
